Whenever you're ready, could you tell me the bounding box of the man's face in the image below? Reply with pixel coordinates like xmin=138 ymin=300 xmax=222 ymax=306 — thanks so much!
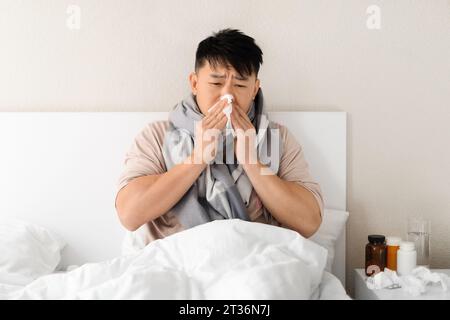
xmin=189 ymin=61 xmax=260 ymax=115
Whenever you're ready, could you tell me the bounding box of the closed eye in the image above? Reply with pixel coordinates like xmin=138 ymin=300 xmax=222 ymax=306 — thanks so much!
xmin=209 ymin=83 xmax=246 ymax=88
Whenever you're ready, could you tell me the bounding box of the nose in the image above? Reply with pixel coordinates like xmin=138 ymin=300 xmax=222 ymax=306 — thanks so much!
xmin=221 ymin=77 xmax=235 ymax=99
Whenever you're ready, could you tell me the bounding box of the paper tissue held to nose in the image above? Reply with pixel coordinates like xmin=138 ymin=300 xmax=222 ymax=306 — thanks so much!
xmin=208 ymin=94 xmax=235 ymax=137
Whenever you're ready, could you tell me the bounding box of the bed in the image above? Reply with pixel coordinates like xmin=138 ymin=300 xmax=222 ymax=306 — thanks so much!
xmin=0 ymin=111 xmax=349 ymax=300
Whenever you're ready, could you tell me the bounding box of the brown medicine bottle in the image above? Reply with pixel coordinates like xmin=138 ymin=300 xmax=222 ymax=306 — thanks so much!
xmin=365 ymin=235 xmax=387 ymax=276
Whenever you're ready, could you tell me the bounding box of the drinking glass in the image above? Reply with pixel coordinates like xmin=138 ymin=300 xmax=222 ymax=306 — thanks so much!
xmin=407 ymin=217 xmax=430 ymax=268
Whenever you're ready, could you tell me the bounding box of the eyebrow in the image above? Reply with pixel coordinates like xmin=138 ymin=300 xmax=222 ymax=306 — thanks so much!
xmin=209 ymin=73 xmax=249 ymax=81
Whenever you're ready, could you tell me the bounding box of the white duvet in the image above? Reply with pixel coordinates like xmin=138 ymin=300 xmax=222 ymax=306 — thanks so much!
xmin=0 ymin=220 xmax=348 ymax=300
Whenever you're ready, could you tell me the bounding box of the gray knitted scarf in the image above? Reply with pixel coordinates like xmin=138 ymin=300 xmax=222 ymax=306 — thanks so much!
xmin=162 ymin=89 xmax=282 ymax=229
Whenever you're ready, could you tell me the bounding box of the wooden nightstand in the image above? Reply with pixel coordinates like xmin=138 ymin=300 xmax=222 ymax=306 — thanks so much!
xmin=354 ymin=268 xmax=450 ymax=300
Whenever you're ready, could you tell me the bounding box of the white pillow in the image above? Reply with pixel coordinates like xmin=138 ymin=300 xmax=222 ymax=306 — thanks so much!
xmin=0 ymin=218 xmax=66 ymax=286
xmin=309 ymin=208 xmax=349 ymax=272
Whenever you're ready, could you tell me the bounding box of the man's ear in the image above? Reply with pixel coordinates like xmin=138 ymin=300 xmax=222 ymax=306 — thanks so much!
xmin=189 ymin=72 xmax=198 ymax=95
xmin=252 ymin=78 xmax=260 ymax=99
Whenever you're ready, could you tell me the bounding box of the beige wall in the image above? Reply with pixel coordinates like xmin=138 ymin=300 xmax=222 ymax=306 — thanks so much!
xmin=1 ymin=0 xmax=449 ymax=294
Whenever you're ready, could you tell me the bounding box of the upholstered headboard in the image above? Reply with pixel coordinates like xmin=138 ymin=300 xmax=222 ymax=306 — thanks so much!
xmin=0 ymin=112 xmax=346 ymax=283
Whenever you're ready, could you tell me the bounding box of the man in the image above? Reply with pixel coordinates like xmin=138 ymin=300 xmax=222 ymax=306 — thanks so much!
xmin=115 ymin=29 xmax=323 ymax=252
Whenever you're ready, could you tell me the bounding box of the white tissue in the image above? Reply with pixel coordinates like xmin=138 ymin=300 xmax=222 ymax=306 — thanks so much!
xmin=366 ymin=267 xmax=450 ymax=296
xmin=220 ymin=94 xmax=234 ymax=136
xmin=208 ymin=94 xmax=235 ymax=137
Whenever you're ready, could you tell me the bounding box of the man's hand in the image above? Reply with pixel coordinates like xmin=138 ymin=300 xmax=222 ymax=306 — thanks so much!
xmin=230 ymin=103 xmax=322 ymax=237
xmin=189 ymin=98 xmax=228 ymax=165
xmin=231 ymin=101 xmax=258 ymax=165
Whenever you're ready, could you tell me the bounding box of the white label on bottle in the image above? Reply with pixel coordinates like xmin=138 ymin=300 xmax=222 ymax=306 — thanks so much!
xmin=366 ymin=264 xmax=381 ymax=275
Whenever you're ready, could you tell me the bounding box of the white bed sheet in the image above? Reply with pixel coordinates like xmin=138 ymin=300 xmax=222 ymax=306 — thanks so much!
xmin=0 ymin=220 xmax=350 ymax=300
xmin=0 ymin=270 xmax=350 ymax=300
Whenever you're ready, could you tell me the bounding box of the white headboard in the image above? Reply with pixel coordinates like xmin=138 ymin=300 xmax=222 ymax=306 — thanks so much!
xmin=0 ymin=112 xmax=346 ymax=283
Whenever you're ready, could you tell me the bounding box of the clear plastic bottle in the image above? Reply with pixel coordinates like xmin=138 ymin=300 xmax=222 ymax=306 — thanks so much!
xmin=397 ymin=241 xmax=417 ymax=276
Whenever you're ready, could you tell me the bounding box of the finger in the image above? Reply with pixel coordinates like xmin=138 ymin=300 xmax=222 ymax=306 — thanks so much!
xmin=242 ymin=114 xmax=254 ymax=128
xmin=204 ymin=100 xmax=227 ymax=125
xmin=208 ymin=98 xmax=228 ymax=116
xmin=233 ymin=104 xmax=254 ymax=128
xmin=232 ymin=104 xmax=248 ymax=123
xmin=206 ymin=98 xmax=222 ymax=113
xmin=231 ymin=111 xmax=245 ymax=130
xmin=204 ymin=107 xmax=221 ymax=125
xmin=233 ymin=102 xmax=249 ymax=120
xmin=205 ymin=110 xmax=226 ymax=129
xmin=231 ymin=106 xmax=246 ymax=122
xmin=234 ymin=112 xmax=254 ymax=133
xmin=206 ymin=105 xmax=228 ymax=128
xmin=204 ymin=108 xmax=225 ymax=128
xmin=212 ymin=115 xmax=228 ymax=130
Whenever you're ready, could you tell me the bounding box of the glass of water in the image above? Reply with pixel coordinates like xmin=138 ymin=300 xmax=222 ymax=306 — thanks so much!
xmin=407 ymin=218 xmax=430 ymax=268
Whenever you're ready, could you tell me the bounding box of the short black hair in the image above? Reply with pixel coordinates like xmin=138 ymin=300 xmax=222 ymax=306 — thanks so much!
xmin=195 ymin=28 xmax=263 ymax=78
